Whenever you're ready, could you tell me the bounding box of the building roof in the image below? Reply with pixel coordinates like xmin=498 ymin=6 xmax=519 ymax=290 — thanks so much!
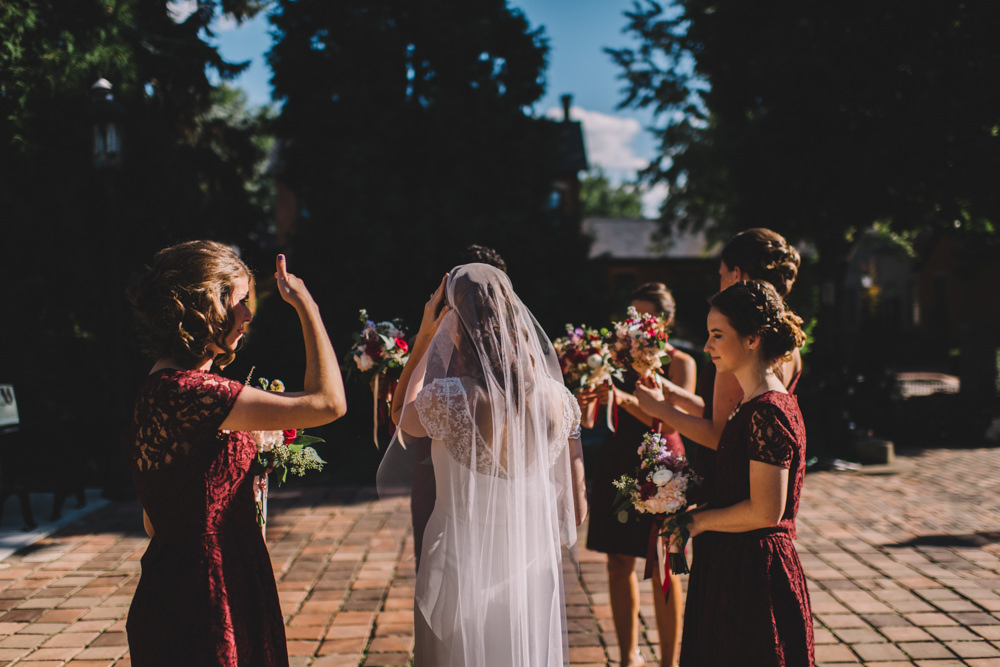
xmin=582 ymin=217 xmax=721 ymax=260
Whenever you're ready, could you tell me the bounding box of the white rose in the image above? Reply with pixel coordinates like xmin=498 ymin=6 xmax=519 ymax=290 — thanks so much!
xmin=252 ymin=430 xmax=284 ymax=453
xmin=652 ymin=468 xmax=674 ymax=486
xmin=586 ymin=354 xmax=604 ymax=370
xmin=355 ymin=353 xmax=375 ymax=372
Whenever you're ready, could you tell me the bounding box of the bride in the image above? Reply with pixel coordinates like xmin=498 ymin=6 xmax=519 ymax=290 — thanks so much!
xmin=378 ymin=263 xmax=588 ymax=666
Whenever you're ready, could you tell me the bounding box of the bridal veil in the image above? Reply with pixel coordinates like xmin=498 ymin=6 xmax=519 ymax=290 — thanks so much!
xmin=377 ymin=263 xmax=580 ymax=666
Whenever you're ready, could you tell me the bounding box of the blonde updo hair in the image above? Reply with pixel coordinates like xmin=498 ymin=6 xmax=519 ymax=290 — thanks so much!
xmin=721 ymin=228 xmax=801 ymax=297
xmin=709 ymin=280 xmax=806 ymax=364
xmin=127 ymin=240 xmax=252 ymax=370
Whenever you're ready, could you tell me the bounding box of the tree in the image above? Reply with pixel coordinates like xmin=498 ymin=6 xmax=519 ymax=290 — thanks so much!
xmin=608 ymin=0 xmax=1000 ymax=366
xmin=580 ymin=168 xmax=645 ymax=219
xmin=0 ymin=0 xmax=271 ymax=493
xmin=267 ymin=0 xmax=600 ymax=337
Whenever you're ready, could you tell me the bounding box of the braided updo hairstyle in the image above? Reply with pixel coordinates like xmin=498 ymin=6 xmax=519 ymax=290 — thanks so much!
xmin=709 ymin=280 xmax=806 ymax=365
xmin=127 ymin=240 xmax=252 ymax=370
xmin=721 ymin=228 xmax=801 ymax=297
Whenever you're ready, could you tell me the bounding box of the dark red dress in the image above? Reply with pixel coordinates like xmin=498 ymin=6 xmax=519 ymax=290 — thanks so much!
xmin=121 ymin=369 xmax=289 ymax=667
xmin=587 ymin=355 xmax=685 ymax=559
xmin=680 ymin=391 xmax=814 ymax=667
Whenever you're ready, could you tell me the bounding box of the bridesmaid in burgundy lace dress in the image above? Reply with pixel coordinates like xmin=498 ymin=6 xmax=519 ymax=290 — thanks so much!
xmin=640 ymin=228 xmax=802 ymax=504
xmin=637 ymin=280 xmax=815 ymax=666
xmin=122 ymin=241 xmax=347 ymax=667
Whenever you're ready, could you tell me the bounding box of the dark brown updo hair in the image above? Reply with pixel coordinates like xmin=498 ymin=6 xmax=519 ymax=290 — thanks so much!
xmin=630 ymin=282 xmax=676 ymax=324
xmin=127 ymin=240 xmax=252 ymax=370
xmin=720 ymin=228 xmax=801 ymax=297
xmin=459 ymin=244 xmax=507 ymax=273
xmin=709 ymin=280 xmax=806 ymax=364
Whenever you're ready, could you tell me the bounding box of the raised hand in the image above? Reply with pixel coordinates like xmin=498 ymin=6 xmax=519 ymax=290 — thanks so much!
xmin=274 ymin=254 xmax=315 ymax=311
xmin=416 ymin=273 xmax=450 ymax=341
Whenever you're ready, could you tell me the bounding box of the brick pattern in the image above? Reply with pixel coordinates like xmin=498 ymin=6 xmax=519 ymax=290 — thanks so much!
xmin=0 ymin=446 xmax=997 ymax=666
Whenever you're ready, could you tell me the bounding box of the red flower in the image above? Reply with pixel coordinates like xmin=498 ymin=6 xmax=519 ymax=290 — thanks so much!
xmin=639 ymin=481 xmax=657 ymax=500
xmin=394 ymin=337 xmax=409 ymax=354
xmin=283 ymin=429 xmax=297 ymax=444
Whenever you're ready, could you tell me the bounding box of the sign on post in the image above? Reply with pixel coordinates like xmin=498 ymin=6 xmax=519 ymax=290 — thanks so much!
xmin=0 ymin=385 xmax=19 ymax=434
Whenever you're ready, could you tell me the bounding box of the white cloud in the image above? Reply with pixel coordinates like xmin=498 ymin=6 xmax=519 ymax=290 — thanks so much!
xmin=545 ymin=105 xmax=666 ymax=218
xmin=167 ymin=1 xmax=239 ymax=30
xmin=215 ymin=13 xmax=239 ymax=31
xmin=641 ymin=182 xmax=668 ymax=220
xmin=546 ymin=105 xmax=647 ymax=173
xmin=167 ymin=0 xmax=197 ymax=23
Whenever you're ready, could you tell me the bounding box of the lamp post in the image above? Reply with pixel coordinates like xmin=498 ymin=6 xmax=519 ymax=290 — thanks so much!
xmin=90 ymin=78 xmax=125 ymax=170
xmin=90 ymin=78 xmax=128 ymax=498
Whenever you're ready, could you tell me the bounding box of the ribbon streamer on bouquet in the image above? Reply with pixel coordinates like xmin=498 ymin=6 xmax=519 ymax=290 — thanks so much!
xmin=606 ymin=381 xmax=616 ymax=433
xmin=255 ymin=474 xmax=269 ymax=540
xmin=656 ymin=520 xmax=670 ymax=598
xmin=643 ymin=521 xmax=669 ymax=600
xmin=372 ymin=374 xmax=380 ymax=449
xmin=588 ymin=395 xmax=600 ymax=429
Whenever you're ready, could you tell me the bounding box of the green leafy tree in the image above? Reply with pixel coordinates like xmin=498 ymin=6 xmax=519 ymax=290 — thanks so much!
xmin=608 ymin=0 xmax=1000 ymax=365
xmin=1 ymin=0 xmax=272 ymax=492
xmin=580 ymin=168 xmax=645 ymax=218
xmin=264 ymin=0 xmax=604 ymax=463
xmin=267 ymin=0 xmax=600 ymax=336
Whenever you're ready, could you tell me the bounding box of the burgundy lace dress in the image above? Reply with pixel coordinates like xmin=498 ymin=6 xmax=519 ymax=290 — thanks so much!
xmin=121 ymin=369 xmax=288 ymax=667
xmin=680 ymin=391 xmax=814 ymax=667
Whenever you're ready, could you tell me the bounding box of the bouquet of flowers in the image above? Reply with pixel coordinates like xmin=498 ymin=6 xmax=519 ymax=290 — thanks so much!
xmin=342 ymin=309 xmax=410 ymax=448
xmin=552 ymin=324 xmax=620 ymax=394
xmin=248 ymin=375 xmax=326 ymax=530
xmin=553 ymin=324 xmax=622 ymax=430
xmin=607 ymin=306 xmax=671 ymax=379
xmin=344 ymin=309 xmax=409 ymax=380
xmin=613 ymin=430 xmax=699 ymax=576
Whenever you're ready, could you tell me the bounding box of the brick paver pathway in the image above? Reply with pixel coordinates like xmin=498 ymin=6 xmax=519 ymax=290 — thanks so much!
xmin=0 ymin=446 xmax=998 ymax=666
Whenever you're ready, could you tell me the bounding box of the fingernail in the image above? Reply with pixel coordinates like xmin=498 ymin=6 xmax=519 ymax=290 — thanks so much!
xmin=278 ymin=254 xmax=285 ymax=261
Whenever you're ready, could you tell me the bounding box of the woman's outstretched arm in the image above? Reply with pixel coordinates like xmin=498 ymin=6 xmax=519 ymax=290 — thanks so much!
xmin=634 ymin=369 xmax=742 ymax=450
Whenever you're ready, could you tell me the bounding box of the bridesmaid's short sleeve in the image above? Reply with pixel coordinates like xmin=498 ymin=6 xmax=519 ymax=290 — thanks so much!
xmin=167 ymin=371 xmax=244 ymax=437
xmin=747 ymin=402 xmax=796 ymax=469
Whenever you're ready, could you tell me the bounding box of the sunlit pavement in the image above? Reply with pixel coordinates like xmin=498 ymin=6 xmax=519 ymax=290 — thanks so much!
xmin=0 ymin=446 xmax=999 ymax=666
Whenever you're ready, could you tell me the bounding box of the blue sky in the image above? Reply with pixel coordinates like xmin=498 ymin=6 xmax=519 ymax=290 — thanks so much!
xmin=203 ymin=0 xmax=665 ymax=215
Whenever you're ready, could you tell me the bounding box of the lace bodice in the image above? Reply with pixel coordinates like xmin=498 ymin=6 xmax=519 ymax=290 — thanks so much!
xmin=713 ymin=391 xmax=807 ymax=533
xmin=125 ymin=369 xmax=245 ymax=473
xmin=414 ymin=377 xmax=580 ymax=477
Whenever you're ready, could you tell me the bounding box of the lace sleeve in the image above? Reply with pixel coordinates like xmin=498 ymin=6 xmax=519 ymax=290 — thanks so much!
xmin=747 ymin=402 xmax=797 ymax=468
xmin=177 ymin=372 xmax=244 ymax=435
xmin=414 ymin=378 xmax=467 ymax=442
xmin=560 ymin=386 xmax=582 ymax=441
xmin=414 ymin=378 xmax=507 ymax=477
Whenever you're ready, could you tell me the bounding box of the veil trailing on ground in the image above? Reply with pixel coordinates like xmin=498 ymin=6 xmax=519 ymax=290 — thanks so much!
xmin=377 ymin=263 xmax=580 ymax=666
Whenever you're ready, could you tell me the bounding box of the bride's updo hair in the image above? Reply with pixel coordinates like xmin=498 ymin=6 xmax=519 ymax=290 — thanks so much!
xmin=127 ymin=240 xmax=252 ymax=370
xmin=721 ymin=228 xmax=801 ymax=297
xmin=709 ymin=280 xmax=806 ymax=365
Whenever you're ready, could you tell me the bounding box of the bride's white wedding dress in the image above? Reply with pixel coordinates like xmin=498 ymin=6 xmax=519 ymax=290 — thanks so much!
xmin=411 ymin=375 xmax=580 ymax=667
xmin=377 ymin=264 xmax=583 ymax=667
